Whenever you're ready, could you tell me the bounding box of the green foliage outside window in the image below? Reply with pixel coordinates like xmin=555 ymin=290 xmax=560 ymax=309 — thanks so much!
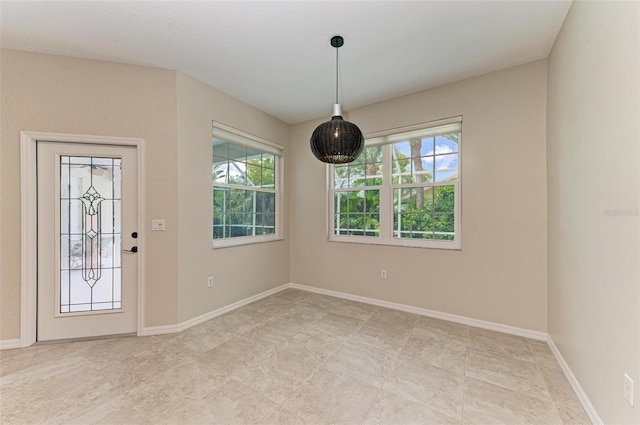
xmin=393 ymin=185 xmax=455 ymax=240
xmin=332 ymin=132 xmax=459 ymax=241
xmin=213 ymin=141 xmax=277 ymax=239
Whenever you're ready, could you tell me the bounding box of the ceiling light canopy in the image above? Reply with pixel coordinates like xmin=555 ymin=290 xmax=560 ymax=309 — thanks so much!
xmin=310 ymin=36 xmax=364 ymax=164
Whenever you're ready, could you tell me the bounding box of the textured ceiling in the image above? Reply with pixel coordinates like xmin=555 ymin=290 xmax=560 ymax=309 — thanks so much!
xmin=1 ymin=1 xmax=572 ymax=124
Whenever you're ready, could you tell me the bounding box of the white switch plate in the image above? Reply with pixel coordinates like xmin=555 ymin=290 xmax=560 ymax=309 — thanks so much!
xmin=380 ymin=269 xmax=387 ymax=279
xmin=151 ymin=219 xmax=165 ymax=231
xmin=207 ymin=276 xmax=214 ymax=288
xmin=624 ymin=373 xmax=634 ymax=406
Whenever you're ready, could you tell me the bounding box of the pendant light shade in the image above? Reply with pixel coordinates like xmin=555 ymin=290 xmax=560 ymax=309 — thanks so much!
xmin=310 ymin=104 xmax=364 ymax=164
xmin=310 ymin=36 xmax=364 ymax=164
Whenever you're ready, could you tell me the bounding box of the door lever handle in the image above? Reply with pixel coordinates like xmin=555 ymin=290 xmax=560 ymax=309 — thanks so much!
xmin=122 ymin=246 xmax=138 ymax=253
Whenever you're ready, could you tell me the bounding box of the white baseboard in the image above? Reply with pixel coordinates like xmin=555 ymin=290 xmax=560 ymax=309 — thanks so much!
xmin=5 ymin=279 xmax=600 ymax=425
xmin=289 ymin=283 xmax=599 ymax=423
xmin=139 ymin=324 xmax=180 ymax=336
xmin=548 ymin=337 xmax=602 ymax=425
xmin=140 ymin=283 xmax=289 ymax=336
xmin=3 ymin=279 xmax=600 ymax=425
xmin=289 ymin=283 xmax=547 ymax=341
xmin=0 ymin=339 xmax=22 ymax=350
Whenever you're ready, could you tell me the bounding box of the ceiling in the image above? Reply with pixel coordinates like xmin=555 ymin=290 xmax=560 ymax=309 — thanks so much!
xmin=1 ymin=1 xmax=571 ymax=124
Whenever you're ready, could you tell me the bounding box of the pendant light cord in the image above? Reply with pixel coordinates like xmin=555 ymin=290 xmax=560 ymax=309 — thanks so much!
xmin=335 ymin=46 xmax=339 ymax=105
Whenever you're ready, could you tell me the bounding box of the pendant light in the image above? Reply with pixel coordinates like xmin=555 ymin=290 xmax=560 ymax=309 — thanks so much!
xmin=310 ymin=35 xmax=364 ymax=164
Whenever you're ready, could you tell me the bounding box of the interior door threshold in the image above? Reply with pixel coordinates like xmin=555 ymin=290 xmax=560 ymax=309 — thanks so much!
xmin=34 ymin=332 xmax=137 ymax=345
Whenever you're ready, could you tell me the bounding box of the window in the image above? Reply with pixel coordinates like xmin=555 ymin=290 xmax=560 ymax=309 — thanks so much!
xmin=329 ymin=117 xmax=461 ymax=249
xmin=212 ymin=124 xmax=283 ymax=248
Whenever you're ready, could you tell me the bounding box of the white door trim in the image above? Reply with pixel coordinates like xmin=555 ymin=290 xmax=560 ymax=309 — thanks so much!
xmin=20 ymin=131 xmax=145 ymax=347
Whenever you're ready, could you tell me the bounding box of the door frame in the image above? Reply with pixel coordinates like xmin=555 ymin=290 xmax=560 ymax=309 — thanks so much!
xmin=20 ymin=131 xmax=145 ymax=347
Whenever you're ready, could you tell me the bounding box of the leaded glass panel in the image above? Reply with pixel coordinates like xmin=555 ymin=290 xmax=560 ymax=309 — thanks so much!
xmin=60 ymin=156 xmax=122 ymax=313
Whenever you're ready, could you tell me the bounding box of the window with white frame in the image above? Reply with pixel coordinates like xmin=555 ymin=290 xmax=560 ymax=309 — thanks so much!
xmin=329 ymin=117 xmax=461 ymax=249
xmin=212 ymin=124 xmax=283 ymax=248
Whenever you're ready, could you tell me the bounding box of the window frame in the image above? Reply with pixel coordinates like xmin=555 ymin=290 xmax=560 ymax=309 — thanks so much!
xmin=212 ymin=122 xmax=284 ymax=249
xmin=328 ymin=116 xmax=462 ymax=250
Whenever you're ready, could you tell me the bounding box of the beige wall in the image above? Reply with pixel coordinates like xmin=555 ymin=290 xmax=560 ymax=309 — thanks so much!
xmin=1 ymin=47 xmax=547 ymax=339
xmin=3 ymin=9 xmax=638 ymax=421
xmin=547 ymin=2 xmax=640 ymax=424
xmin=0 ymin=50 xmax=292 ymax=338
xmin=290 ymin=60 xmax=548 ymax=332
xmin=175 ymin=72 xmax=290 ymax=323
xmin=0 ymin=49 xmax=180 ymax=338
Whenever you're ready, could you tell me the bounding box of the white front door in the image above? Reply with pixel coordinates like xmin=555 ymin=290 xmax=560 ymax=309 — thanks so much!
xmin=37 ymin=142 xmax=138 ymax=341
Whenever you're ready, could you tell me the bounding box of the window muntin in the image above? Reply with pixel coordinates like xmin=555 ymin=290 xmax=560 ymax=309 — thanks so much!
xmin=334 ymin=189 xmax=380 ymax=237
xmin=329 ymin=118 xmax=461 ymax=249
xmin=212 ymin=125 xmax=282 ymax=248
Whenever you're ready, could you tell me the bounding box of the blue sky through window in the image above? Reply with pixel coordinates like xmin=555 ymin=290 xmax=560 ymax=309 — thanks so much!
xmin=392 ymin=135 xmax=459 ymax=182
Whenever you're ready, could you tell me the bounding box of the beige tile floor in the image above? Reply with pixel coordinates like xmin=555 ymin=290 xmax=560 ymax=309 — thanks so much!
xmin=1 ymin=289 xmax=591 ymax=425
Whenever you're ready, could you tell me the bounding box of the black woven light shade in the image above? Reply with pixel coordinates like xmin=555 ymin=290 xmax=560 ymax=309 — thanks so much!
xmin=310 ymin=113 xmax=364 ymax=164
xmin=310 ymin=35 xmax=364 ymax=164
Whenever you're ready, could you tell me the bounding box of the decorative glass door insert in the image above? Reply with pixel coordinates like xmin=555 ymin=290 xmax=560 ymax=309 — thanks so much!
xmin=60 ymin=156 xmax=122 ymax=314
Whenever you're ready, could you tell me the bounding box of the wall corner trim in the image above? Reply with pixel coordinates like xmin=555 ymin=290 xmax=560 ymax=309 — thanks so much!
xmin=548 ymin=337 xmax=602 ymax=425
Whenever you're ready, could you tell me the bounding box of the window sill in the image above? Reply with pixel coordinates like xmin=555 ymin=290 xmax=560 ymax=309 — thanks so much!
xmin=328 ymin=235 xmax=461 ymax=250
xmin=212 ymin=235 xmax=283 ymax=249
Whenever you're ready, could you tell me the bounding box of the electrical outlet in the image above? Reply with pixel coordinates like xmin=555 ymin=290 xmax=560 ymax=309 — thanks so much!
xmin=207 ymin=276 xmax=214 ymax=288
xmin=624 ymin=374 xmax=634 ymax=406
xmin=380 ymin=269 xmax=387 ymax=279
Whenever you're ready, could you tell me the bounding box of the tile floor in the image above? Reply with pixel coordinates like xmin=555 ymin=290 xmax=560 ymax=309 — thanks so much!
xmin=1 ymin=289 xmax=591 ymax=424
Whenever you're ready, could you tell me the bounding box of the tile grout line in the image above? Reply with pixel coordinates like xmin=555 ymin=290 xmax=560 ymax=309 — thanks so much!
xmin=3 ymin=290 xmax=585 ymax=424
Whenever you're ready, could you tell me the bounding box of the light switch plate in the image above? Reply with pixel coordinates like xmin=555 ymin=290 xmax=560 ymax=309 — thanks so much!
xmin=151 ymin=219 xmax=165 ymax=231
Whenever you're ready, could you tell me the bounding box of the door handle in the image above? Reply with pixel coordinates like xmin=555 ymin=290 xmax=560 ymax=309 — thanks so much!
xmin=122 ymin=246 xmax=138 ymax=253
